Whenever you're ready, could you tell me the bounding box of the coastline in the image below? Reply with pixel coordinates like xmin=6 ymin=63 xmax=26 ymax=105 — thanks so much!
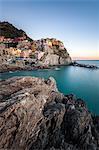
xmin=0 ymin=63 xmax=71 ymax=73
xmin=0 ymin=61 xmax=99 ymax=74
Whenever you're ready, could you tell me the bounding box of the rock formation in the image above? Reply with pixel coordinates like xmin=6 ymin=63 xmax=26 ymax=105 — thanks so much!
xmin=39 ymin=48 xmax=71 ymax=66
xmin=0 ymin=76 xmax=99 ymax=150
xmin=71 ymin=61 xmax=99 ymax=69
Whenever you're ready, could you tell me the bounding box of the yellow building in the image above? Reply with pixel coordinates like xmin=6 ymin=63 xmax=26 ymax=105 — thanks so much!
xmin=47 ymin=40 xmax=52 ymax=48
xmin=31 ymin=42 xmax=37 ymax=52
xmin=15 ymin=49 xmax=21 ymax=57
xmin=5 ymin=47 xmax=22 ymax=57
xmin=8 ymin=47 xmax=16 ymax=55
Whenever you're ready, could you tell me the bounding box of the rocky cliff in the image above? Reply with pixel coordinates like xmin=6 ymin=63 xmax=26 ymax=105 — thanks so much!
xmin=0 ymin=77 xmax=99 ymax=150
xmin=38 ymin=44 xmax=72 ymax=66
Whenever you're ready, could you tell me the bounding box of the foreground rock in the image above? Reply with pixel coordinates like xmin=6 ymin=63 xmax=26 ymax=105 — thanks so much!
xmin=0 ymin=77 xmax=99 ymax=150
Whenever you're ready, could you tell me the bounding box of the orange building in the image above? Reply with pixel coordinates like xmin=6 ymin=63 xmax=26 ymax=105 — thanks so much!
xmin=52 ymin=39 xmax=59 ymax=46
xmin=31 ymin=42 xmax=37 ymax=52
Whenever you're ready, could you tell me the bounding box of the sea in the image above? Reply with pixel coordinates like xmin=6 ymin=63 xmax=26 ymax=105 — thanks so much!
xmin=0 ymin=60 xmax=99 ymax=115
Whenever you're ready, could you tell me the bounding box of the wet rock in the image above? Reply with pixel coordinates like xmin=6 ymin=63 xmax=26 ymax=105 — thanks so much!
xmin=71 ymin=62 xmax=99 ymax=69
xmin=0 ymin=77 xmax=99 ymax=150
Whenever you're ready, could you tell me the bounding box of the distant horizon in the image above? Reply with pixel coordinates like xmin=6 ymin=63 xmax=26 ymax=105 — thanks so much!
xmin=72 ymin=57 xmax=99 ymax=61
xmin=73 ymin=59 xmax=99 ymax=61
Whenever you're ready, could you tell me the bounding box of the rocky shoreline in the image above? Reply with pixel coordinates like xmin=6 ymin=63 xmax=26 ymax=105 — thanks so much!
xmin=0 ymin=63 xmax=74 ymax=73
xmin=0 ymin=64 xmax=64 ymax=73
xmin=71 ymin=61 xmax=99 ymax=69
xmin=0 ymin=61 xmax=99 ymax=74
xmin=0 ymin=64 xmax=51 ymax=73
xmin=0 ymin=76 xmax=99 ymax=150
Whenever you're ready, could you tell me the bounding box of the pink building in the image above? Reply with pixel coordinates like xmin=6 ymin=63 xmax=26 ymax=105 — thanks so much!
xmin=20 ymin=50 xmax=32 ymax=58
xmin=0 ymin=36 xmax=4 ymax=42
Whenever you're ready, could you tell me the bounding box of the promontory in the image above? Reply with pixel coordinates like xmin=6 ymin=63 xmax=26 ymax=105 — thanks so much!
xmin=0 ymin=21 xmax=72 ymax=72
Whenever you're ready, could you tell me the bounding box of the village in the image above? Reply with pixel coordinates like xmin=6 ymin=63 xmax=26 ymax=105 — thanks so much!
xmin=0 ymin=35 xmax=65 ymax=67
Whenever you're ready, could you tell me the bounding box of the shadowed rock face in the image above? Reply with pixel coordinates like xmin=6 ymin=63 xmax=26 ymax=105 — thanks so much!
xmin=0 ymin=77 xmax=99 ymax=150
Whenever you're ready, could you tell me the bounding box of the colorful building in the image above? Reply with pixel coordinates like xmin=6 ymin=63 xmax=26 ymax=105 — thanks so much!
xmin=47 ymin=40 xmax=52 ymax=48
xmin=0 ymin=36 xmax=4 ymax=42
xmin=20 ymin=50 xmax=32 ymax=58
xmin=31 ymin=42 xmax=37 ymax=52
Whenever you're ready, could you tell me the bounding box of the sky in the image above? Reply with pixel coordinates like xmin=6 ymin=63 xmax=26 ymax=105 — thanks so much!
xmin=0 ymin=0 xmax=99 ymax=60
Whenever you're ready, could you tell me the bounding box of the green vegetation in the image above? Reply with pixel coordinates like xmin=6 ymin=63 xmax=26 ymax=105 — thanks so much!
xmin=0 ymin=21 xmax=32 ymax=41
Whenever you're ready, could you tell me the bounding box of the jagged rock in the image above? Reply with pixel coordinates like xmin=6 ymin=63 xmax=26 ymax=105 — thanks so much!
xmin=59 ymin=56 xmax=72 ymax=65
xmin=41 ymin=52 xmax=72 ymax=66
xmin=42 ymin=54 xmax=59 ymax=66
xmin=0 ymin=77 xmax=99 ymax=150
xmin=40 ymin=46 xmax=72 ymax=66
xmin=71 ymin=62 xmax=99 ymax=69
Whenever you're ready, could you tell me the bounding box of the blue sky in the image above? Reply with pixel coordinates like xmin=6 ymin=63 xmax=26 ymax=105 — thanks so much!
xmin=0 ymin=0 xmax=99 ymax=59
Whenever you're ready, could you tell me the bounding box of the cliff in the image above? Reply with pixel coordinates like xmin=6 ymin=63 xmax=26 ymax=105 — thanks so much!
xmin=38 ymin=39 xmax=72 ymax=66
xmin=0 ymin=76 xmax=99 ymax=150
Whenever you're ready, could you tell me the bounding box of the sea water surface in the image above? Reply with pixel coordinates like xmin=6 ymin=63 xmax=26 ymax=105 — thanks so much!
xmin=1 ymin=60 xmax=99 ymax=115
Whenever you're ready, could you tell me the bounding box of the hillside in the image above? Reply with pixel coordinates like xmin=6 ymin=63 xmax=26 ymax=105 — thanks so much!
xmin=0 ymin=21 xmax=32 ymax=40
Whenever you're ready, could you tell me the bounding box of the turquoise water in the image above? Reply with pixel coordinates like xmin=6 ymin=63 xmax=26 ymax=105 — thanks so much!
xmin=0 ymin=60 xmax=99 ymax=115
